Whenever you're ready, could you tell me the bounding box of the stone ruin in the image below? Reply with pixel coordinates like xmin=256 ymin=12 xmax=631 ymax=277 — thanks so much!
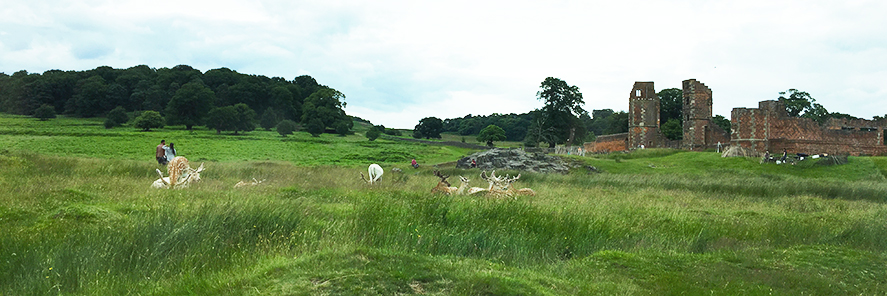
xmin=456 ymin=148 xmax=571 ymax=174
xmin=585 ymin=78 xmax=886 ymax=156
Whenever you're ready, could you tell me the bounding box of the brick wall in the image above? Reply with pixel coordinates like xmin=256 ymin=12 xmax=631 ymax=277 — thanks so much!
xmin=731 ymin=100 xmax=887 ymax=156
xmin=682 ymin=79 xmax=730 ymax=150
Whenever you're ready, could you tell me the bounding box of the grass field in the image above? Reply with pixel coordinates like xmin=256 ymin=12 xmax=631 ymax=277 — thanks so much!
xmin=2 ymin=114 xmax=887 ymax=295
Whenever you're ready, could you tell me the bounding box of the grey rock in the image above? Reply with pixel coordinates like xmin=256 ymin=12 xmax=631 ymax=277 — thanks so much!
xmin=456 ymin=148 xmax=570 ymax=174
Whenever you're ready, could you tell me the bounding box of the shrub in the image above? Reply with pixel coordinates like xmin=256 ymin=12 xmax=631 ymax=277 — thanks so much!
xmin=307 ymin=118 xmax=324 ymax=137
xmin=132 ymin=111 xmax=164 ymax=131
xmin=276 ymin=120 xmax=298 ymax=137
xmin=33 ymin=104 xmax=56 ymax=121
xmin=260 ymin=108 xmax=280 ymax=131
xmin=104 ymin=106 xmax=129 ymax=128
xmin=366 ymin=127 xmax=381 ymax=141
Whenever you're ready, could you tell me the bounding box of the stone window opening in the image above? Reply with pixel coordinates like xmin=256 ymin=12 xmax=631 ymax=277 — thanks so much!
xmin=636 ymin=89 xmax=641 ymax=97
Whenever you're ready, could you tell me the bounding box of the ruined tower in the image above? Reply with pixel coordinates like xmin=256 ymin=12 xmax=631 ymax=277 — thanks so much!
xmin=628 ymin=82 xmax=660 ymax=148
xmin=682 ymin=79 xmax=729 ymax=150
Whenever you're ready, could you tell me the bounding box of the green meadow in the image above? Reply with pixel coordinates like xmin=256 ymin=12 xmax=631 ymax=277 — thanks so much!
xmin=2 ymin=114 xmax=887 ymax=295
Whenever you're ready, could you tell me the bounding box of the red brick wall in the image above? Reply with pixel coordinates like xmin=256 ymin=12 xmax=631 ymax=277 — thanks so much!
xmin=731 ymin=100 xmax=887 ymax=156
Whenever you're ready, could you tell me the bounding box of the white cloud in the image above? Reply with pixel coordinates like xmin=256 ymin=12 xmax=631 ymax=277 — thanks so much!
xmin=2 ymin=0 xmax=887 ymax=125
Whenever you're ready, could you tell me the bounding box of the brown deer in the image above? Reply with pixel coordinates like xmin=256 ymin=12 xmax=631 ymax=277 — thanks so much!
xmin=431 ymin=170 xmax=458 ymax=195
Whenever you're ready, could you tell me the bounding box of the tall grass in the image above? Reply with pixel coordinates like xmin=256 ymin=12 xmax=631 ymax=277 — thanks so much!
xmin=3 ymin=150 xmax=887 ymax=294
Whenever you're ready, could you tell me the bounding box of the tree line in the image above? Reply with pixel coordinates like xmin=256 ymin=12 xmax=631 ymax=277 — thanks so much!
xmin=0 ymin=65 xmax=351 ymax=136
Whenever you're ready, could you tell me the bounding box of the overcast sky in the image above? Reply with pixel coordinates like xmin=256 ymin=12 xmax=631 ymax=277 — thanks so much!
xmin=2 ymin=0 xmax=886 ymax=128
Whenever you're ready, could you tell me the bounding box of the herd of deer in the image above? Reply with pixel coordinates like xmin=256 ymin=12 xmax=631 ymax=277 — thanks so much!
xmin=430 ymin=170 xmax=535 ymax=198
xmin=152 ymin=159 xmax=536 ymax=198
xmin=358 ymin=163 xmax=535 ymax=198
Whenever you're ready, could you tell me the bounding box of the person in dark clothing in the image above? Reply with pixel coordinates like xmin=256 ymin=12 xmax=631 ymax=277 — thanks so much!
xmin=780 ymin=148 xmax=787 ymax=162
xmin=156 ymin=140 xmax=167 ymax=165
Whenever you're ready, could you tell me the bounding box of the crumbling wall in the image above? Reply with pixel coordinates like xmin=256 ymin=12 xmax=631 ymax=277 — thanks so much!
xmin=682 ymin=79 xmax=730 ymax=150
xmin=586 ymin=133 xmax=628 ymax=153
xmin=731 ymin=100 xmax=887 ymax=156
xmin=628 ymin=82 xmax=665 ymax=148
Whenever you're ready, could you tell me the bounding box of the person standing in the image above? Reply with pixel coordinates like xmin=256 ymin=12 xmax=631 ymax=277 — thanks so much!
xmin=164 ymin=142 xmax=177 ymax=162
xmin=156 ymin=140 xmax=167 ymax=165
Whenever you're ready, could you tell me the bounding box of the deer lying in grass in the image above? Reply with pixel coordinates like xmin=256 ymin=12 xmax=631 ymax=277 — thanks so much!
xmin=152 ymin=158 xmax=205 ymax=189
xmin=463 ymin=175 xmax=489 ymax=195
xmin=234 ymin=178 xmax=266 ymax=188
xmin=360 ymin=163 xmax=384 ymax=185
xmin=431 ymin=170 xmax=458 ymax=194
xmin=478 ymin=170 xmax=535 ymax=198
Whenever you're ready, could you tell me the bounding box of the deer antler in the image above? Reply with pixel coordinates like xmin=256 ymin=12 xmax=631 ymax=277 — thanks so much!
xmin=433 ymin=170 xmax=451 ymax=187
xmin=360 ymin=172 xmax=369 ymax=183
xmin=156 ymin=169 xmax=169 ymax=186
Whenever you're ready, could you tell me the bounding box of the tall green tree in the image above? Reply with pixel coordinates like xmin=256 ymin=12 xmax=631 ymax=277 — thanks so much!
xmin=536 ymin=77 xmax=586 ymax=147
xmin=658 ymin=88 xmax=683 ymax=125
xmin=414 ymin=117 xmax=443 ymax=139
xmin=778 ymin=89 xmax=832 ymax=124
xmin=66 ymin=75 xmax=109 ymax=117
xmin=165 ymin=81 xmax=215 ymax=130
xmin=301 ymin=87 xmax=351 ymax=135
xmin=232 ymin=103 xmax=257 ymax=134
xmin=661 ymin=118 xmax=682 ymax=140
xmin=260 ymin=107 xmax=280 ymax=131
xmin=712 ymin=115 xmax=731 ymax=134
xmin=205 ymin=106 xmax=238 ymax=134
xmin=778 ymin=89 xmax=814 ymax=117
xmin=477 ymin=124 xmax=507 ymax=147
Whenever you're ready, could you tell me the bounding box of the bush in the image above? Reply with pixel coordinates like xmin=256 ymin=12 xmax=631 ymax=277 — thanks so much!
xmin=33 ymin=104 xmax=56 ymax=121
xmin=366 ymin=127 xmax=381 ymax=141
xmin=307 ymin=118 xmax=324 ymax=137
xmin=276 ymin=120 xmax=298 ymax=137
xmin=104 ymin=106 xmax=129 ymax=128
xmin=260 ymin=108 xmax=280 ymax=131
xmin=133 ymin=111 xmax=164 ymax=131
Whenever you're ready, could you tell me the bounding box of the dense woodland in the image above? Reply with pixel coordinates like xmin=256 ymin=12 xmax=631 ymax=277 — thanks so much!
xmin=2 ymin=65 xmax=777 ymax=143
xmin=0 ymin=65 xmax=351 ymax=135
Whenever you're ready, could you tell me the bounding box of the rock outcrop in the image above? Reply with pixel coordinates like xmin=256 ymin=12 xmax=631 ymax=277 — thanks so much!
xmin=456 ymin=148 xmax=570 ymax=174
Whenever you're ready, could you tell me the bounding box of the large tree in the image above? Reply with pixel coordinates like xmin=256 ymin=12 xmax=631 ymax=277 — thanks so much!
xmin=300 ymin=87 xmax=351 ymax=136
xmin=658 ymin=88 xmax=682 ymax=125
xmin=477 ymin=124 xmax=507 ymax=147
xmin=778 ymin=89 xmax=831 ymax=124
xmin=165 ymin=81 xmax=215 ymax=130
xmin=66 ymin=75 xmax=109 ymax=117
xmin=414 ymin=117 xmax=443 ymax=139
xmin=535 ymin=77 xmax=587 ymax=147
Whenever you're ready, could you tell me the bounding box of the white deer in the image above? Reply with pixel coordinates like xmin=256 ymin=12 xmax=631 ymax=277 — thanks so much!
xmin=360 ymin=163 xmax=384 ymax=184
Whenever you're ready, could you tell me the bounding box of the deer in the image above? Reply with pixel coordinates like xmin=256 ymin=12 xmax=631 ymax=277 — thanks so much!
xmin=464 ymin=174 xmax=490 ymax=195
xmin=431 ymin=170 xmax=458 ymax=195
xmin=477 ymin=171 xmax=535 ymax=198
xmin=152 ymin=160 xmax=205 ymax=189
xmin=360 ymin=163 xmax=384 ymax=185
xmin=502 ymin=174 xmax=536 ymax=197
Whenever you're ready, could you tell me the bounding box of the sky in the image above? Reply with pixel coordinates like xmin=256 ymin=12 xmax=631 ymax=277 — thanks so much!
xmin=2 ymin=0 xmax=886 ymax=128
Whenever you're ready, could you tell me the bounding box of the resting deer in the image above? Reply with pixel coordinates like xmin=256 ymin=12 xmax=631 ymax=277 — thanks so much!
xmin=360 ymin=164 xmax=384 ymax=185
xmin=152 ymin=159 xmax=205 ymax=189
xmin=478 ymin=171 xmax=535 ymax=198
xmin=503 ymin=174 xmax=536 ymax=197
xmin=431 ymin=170 xmax=458 ymax=194
xmin=234 ymin=178 xmax=266 ymax=188
xmin=464 ymin=175 xmax=489 ymax=195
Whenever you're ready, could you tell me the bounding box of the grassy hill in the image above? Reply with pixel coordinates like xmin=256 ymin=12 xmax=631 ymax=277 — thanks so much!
xmin=2 ymin=114 xmax=887 ymax=295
